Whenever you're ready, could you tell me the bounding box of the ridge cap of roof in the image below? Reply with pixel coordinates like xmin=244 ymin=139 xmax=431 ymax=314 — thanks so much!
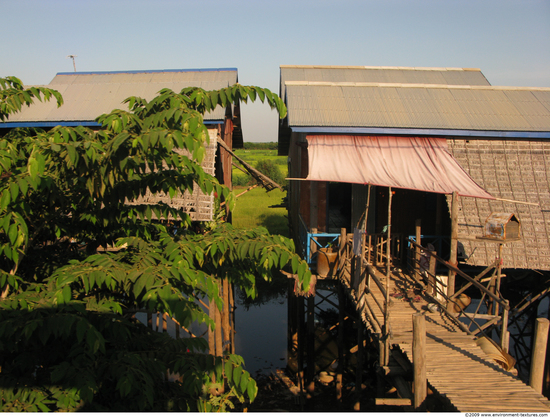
xmin=284 ymin=81 xmax=550 ymax=91
xmin=55 ymin=68 xmax=238 ymax=76
xmin=280 ymin=65 xmax=481 ymax=72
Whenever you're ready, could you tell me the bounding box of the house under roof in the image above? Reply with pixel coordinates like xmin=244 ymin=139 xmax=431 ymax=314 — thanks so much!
xmin=279 ymin=65 xmax=550 ymax=271
xmin=1 ymin=68 xmax=242 ymax=222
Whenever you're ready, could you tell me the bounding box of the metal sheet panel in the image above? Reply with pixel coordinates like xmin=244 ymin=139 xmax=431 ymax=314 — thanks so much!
xmin=285 ymin=83 xmax=550 ymax=132
xmin=280 ymin=65 xmax=491 ymax=100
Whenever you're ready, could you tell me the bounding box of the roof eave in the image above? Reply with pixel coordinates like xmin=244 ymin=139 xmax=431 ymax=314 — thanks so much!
xmin=290 ymin=126 xmax=550 ymax=139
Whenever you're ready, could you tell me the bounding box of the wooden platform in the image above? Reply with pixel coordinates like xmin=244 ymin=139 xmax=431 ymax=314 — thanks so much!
xmin=344 ymin=267 xmax=550 ymax=412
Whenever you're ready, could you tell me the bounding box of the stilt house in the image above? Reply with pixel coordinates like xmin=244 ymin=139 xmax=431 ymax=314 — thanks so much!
xmin=278 ymin=65 xmax=550 ymax=273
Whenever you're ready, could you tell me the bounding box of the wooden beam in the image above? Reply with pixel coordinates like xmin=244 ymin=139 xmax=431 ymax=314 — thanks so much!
xmin=375 ymin=398 xmax=412 ymax=406
xmin=413 ymin=313 xmax=427 ymax=410
xmin=448 ymin=191 xmax=458 ymax=299
xmin=530 ymin=318 xmax=550 ymax=394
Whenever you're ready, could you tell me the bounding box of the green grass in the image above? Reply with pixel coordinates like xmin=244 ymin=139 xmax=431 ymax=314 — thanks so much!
xmin=231 ymin=186 xmax=288 ymax=237
xmin=232 ymin=149 xmax=287 ymax=186
xmin=231 ymin=148 xmax=289 ymax=237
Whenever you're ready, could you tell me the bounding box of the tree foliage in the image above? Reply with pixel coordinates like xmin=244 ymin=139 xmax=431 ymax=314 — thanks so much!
xmin=0 ymin=77 xmax=309 ymax=411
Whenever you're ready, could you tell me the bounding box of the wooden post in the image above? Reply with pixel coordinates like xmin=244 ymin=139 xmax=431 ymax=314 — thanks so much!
xmin=415 ymin=219 xmax=422 ymax=282
xmin=229 ymin=283 xmax=236 ymax=354
xmin=297 ymin=296 xmax=305 ymax=407
xmin=500 ymin=301 xmax=509 ymax=352
xmin=306 ymin=295 xmax=315 ymax=407
xmin=222 ymin=279 xmax=231 ymax=352
xmin=384 ymin=187 xmax=392 ymax=367
xmin=354 ymin=318 xmax=364 ymax=411
xmin=336 ymin=282 xmax=345 ymax=402
xmin=447 ymin=191 xmax=459 ymax=300
xmin=365 ymin=185 xmax=372 ymax=265
xmin=339 ymin=227 xmax=346 ymax=276
xmin=413 ymin=313 xmax=427 ymax=410
xmin=494 ymin=243 xmax=503 ymax=316
xmin=530 ymin=318 xmax=550 ymax=394
xmin=428 ymin=250 xmax=437 ymax=297
xmin=311 ymin=227 xmax=318 ymax=264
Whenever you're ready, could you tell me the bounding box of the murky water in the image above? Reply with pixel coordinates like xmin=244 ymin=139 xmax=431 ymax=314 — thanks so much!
xmin=234 ymin=293 xmax=288 ymax=377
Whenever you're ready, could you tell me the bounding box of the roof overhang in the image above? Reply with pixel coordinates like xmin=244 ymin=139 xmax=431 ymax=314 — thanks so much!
xmin=291 ymin=126 xmax=550 ymax=139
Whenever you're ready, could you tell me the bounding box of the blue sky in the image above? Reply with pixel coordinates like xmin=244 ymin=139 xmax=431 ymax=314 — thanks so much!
xmin=2 ymin=0 xmax=549 ymax=142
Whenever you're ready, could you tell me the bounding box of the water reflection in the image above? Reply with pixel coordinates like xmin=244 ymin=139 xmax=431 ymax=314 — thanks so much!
xmin=234 ymin=274 xmax=289 ymax=377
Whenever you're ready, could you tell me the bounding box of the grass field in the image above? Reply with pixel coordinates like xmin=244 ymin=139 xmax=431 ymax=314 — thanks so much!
xmin=231 ymin=148 xmax=289 ymax=237
xmin=232 ymin=149 xmax=287 ymax=187
xmin=231 ymin=186 xmax=288 ymax=236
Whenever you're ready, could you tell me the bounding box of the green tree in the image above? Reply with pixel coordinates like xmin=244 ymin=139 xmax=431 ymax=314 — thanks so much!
xmin=0 ymin=77 xmax=310 ymax=412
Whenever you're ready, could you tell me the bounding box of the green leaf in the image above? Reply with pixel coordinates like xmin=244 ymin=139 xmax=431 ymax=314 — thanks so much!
xmin=8 ymin=223 xmax=18 ymax=245
xmin=0 ymin=189 xmax=10 ymax=210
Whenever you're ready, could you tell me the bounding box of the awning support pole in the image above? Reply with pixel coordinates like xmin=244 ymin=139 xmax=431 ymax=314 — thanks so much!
xmin=383 ymin=186 xmax=392 ymax=367
xmin=448 ymin=191 xmax=458 ymax=301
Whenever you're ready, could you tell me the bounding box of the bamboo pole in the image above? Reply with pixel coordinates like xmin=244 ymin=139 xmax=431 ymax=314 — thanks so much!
xmin=413 ymin=313 xmax=427 ymax=410
xmin=448 ymin=191 xmax=459 ymax=299
xmin=530 ymin=318 xmax=550 ymax=394
xmin=384 ymin=187 xmax=392 ymax=367
xmin=365 ymin=185 xmax=371 ymax=265
xmin=415 ymin=219 xmax=422 ymax=282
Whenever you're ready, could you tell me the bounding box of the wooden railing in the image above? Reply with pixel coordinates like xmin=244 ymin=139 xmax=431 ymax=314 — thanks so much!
xmin=365 ymin=232 xmax=405 ymax=269
xmin=406 ymin=239 xmax=510 ymax=350
xmin=334 ymin=229 xmax=511 ymax=367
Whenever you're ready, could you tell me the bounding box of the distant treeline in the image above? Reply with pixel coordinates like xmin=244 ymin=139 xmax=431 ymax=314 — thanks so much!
xmin=242 ymin=142 xmax=278 ymax=150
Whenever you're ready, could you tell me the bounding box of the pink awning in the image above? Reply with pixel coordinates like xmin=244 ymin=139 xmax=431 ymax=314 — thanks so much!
xmin=303 ymin=135 xmax=493 ymax=199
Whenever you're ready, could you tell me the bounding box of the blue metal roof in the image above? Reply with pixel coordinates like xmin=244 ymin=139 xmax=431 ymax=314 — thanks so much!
xmin=55 ymin=68 xmax=238 ymax=76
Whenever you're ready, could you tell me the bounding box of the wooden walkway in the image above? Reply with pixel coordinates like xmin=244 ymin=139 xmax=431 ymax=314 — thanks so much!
xmin=345 ymin=267 xmax=550 ymax=412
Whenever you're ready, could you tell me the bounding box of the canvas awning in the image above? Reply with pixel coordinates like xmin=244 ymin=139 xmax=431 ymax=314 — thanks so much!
xmin=300 ymin=135 xmax=493 ymax=199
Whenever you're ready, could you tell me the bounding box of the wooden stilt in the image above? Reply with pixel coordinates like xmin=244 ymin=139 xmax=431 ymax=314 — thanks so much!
xmin=297 ymin=295 xmax=305 ymax=409
xmin=415 ymin=219 xmax=422 ymax=282
xmin=222 ymin=279 xmax=230 ymax=352
xmin=413 ymin=313 xmax=427 ymax=410
xmin=229 ymin=283 xmax=236 ymax=354
xmin=530 ymin=318 xmax=550 ymax=394
xmin=208 ymin=299 xmax=216 ymax=355
xmin=354 ymin=318 xmax=364 ymax=411
xmin=384 ymin=187 xmax=392 ymax=367
xmin=336 ymin=281 xmax=345 ymax=402
xmin=306 ymin=295 xmax=315 ymax=409
xmin=215 ymin=291 xmax=223 ymax=357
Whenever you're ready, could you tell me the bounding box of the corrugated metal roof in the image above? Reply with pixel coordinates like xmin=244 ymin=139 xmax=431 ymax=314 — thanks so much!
xmin=279 ymin=65 xmax=491 ymax=101
xmin=3 ymin=69 xmax=238 ymax=125
xmin=284 ymin=82 xmax=550 ymax=132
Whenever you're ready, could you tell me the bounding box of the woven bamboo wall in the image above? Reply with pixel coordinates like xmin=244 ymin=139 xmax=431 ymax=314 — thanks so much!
xmin=448 ymin=138 xmax=550 ymax=271
xmin=130 ymin=129 xmax=218 ymax=222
